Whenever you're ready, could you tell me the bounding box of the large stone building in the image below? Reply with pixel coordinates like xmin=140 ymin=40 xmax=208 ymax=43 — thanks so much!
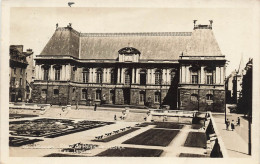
xmin=9 ymin=45 xmax=33 ymax=102
xmin=32 ymin=22 xmax=226 ymax=112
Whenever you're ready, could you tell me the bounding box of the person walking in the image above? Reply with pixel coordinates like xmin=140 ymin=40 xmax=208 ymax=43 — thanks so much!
xmin=237 ymin=117 xmax=240 ymax=126
xmin=231 ymin=120 xmax=235 ymax=131
xmin=114 ymin=114 xmax=117 ymax=121
xmin=225 ymin=119 xmax=229 ymax=130
xmin=94 ymin=103 xmax=97 ymax=111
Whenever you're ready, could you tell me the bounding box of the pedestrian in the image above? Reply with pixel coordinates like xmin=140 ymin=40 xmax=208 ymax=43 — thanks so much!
xmin=231 ymin=120 xmax=235 ymax=131
xmin=225 ymin=119 xmax=229 ymax=131
xmin=114 ymin=114 xmax=117 ymax=121
xmin=237 ymin=117 xmax=240 ymax=126
xmin=94 ymin=103 xmax=97 ymax=111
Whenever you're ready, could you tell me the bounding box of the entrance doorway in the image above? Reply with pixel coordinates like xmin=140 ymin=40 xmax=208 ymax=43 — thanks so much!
xmin=110 ymin=90 xmax=115 ymax=104
xmin=123 ymin=88 xmax=130 ymax=105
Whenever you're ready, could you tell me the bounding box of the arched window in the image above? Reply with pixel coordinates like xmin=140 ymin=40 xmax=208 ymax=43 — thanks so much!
xmin=82 ymin=89 xmax=87 ymax=99
xmin=82 ymin=68 xmax=89 ymax=83
xmin=140 ymin=69 xmax=147 ymax=85
xmin=125 ymin=69 xmax=132 ymax=85
xmin=206 ymin=94 xmax=213 ymax=100
xmin=96 ymin=68 xmax=103 ymax=83
xmin=154 ymin=91 xmax=161 ymax=103
xmin=191 ymin=94 xmax=198 ymax=102
xmin=155 ymin=69 xmax=162 ymax=85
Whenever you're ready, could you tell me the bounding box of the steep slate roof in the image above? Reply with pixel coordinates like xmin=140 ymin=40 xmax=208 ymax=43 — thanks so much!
xmin=40 ymin=27 xmax=80 ymax=58
xmin=40 ymin=26 xmax=222 ymax=60
xmin=80 ymin=32 xmax=191 ymax=60
xmin=183 ymin=28 xmax=222 ymax=56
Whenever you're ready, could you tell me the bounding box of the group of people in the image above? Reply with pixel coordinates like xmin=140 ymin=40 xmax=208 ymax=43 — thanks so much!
xmin=225 ymin=117 xmax=240 ymax=131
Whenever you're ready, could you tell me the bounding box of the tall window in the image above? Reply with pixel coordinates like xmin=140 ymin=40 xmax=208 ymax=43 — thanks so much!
xmin=43 ymin=68 xmax=48 ymax=80
xmin=82 ymin=89 xmax=87 ymax=99
xmin=191 ymin=70 xmax=198 ymax=84
xmin=96 ymin=90 xmax=101 ymax=100
xmin=82 ymin=68 xmax=89 ymax=83
xmin=96 ymin=68 xmax=103 ymax=83
xmin=154 ymin=92 xmax=161 ymax=103
xmin=14 ymin=68 xmax=16 ymax=74
xmin=155 ymin=70 xmax=162 ymax=85
xmin=206 ymin=70 xmax=213 ymax=84
xmin=170 ymin=70 xmax=176 ymax=84
xmin=55 ymin=68 xmax=61 ymax=80
xmin=20 ymin=68 xmax=23 ymax=75
xmin=140 ymin=69 xmax=146 ymax=85
xmin=110 ymin=69 xmax=116 ymax=84
xmin=125 ymin=69 xmax=131 ymax=85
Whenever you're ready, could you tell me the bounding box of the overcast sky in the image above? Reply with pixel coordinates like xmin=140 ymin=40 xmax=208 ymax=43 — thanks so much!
xmin=10 ymin=7 xmax=259 ymax=75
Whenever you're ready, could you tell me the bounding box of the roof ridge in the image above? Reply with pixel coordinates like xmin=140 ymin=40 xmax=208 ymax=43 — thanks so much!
xmin=80 ymin=32 xmax=192 ymax=37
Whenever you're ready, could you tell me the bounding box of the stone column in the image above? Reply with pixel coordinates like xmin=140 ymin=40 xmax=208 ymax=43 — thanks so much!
xmin=215 ymin=67 xmax=219 ymax=84
xmin=62 ymin=65 xmax=66 ymax=80
xmin=162 ymin=69 xmax=166 ymax=85
xmin=107 ymin=68 xmax=111 ymax=83
xmin=93 ymin=68 xmax=96 ymax=83
xmin=220 ymin=67 xmax=224 ymax=84
xmin=181 ymin=66 xmax=185 ymax=83
xmin=132 ymin=68 xmax=135 ymax=84
xmin=186 ymin=66 xmax=190 ymax=84
xmin=201 ymin=66 xmax=205 ymax=84
xmin=121 ymin=68 xmax=125 ymax=84
xmin=50 ymin=65 xmax=53 ymax=80
xmin=151 ymin=69 xmax=155 ymax=85
xmin=103 ymin=68 xmax=107 ymax=83
xmin=167 ymin=69 xmax=171 ymax=85
xmin=67 ymin=64 xmax=71 ymax=81
xmin=136 ymin=68 xmax=140 ymax=84
xmin=117 ymin=68 xmax=121 ymax=83
xmin=38 ymin=65 xmax=42 ymax=80
xmin=35 ymin=65 xmax=39 ymax=80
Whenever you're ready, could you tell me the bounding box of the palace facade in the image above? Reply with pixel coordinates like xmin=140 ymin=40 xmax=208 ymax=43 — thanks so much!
xmin=32 ymin=22 xmax=226 ymax=112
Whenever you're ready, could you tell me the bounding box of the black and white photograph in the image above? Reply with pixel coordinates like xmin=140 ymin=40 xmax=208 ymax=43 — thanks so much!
xmin=1 ymin=0 xmax=259 ymax=163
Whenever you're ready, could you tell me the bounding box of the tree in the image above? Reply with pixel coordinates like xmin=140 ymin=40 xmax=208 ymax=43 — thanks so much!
xmin=237 ymin=59 xmax=252 ymax=115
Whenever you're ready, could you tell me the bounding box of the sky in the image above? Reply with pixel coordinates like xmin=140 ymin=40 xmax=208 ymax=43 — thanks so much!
xmin=9 ymin=7 xmax=259 ymax=75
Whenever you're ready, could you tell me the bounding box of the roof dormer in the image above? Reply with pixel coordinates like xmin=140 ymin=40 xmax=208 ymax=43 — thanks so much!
xmin=118 ymin=47 xmax=141 ymax=62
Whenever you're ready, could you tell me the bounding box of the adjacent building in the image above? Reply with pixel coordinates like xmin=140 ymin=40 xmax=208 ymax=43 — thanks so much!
xmin=9 ymin=45 xmax=33 ymax=102
xmin=32 ymin=21 xmax=226 ymax=112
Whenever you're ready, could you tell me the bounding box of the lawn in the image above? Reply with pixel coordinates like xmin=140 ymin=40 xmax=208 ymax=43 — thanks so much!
xmin=9 ymin=118 xmax=113 ymax=138
xmin=92 ymin=128 xmax=140 ymax=142
xmin=122 ymin=129 xmax=179 ymax=147
xmin=9 ymin=114 xmax=38 ymax=119
xmin=179 ymin=153 xmax=208 ymax=158
xmin=154 ymin=122 xmax=184 ymax=129
xmin=96 ymin=147 xmax=163 ymax=157
xmin=9 ymin=137 xmax=43 ymax=147
xmin=44 ymin=153 xmax=86 ymax=157
xmin=184 ymin=132 xmax=207 ymax=148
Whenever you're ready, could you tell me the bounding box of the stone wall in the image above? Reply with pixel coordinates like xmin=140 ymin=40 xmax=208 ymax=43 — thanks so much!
xmin=179 ymin=88 xmax=225 ymax=112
